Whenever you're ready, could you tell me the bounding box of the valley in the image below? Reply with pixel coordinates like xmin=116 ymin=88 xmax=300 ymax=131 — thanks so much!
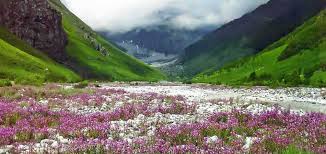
xmin=113 ymin=40 xmax=178 ymax=67
xmin=0 ymin=0 xmax=325 ymax=153
xmin=101 ymin=26 xmax=210 ymax=67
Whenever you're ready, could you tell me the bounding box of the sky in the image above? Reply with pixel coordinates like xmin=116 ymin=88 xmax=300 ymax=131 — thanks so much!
xmin=61 ymin=0 xmax=269 ymax=34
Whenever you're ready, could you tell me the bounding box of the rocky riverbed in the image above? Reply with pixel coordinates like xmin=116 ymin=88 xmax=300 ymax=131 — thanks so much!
xmin=105 ymin=83 xmax=326 ymax=113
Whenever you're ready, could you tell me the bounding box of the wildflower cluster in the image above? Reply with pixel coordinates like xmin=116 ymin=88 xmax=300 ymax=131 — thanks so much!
xmin=0 ymin=85 xmax=325 ymax=153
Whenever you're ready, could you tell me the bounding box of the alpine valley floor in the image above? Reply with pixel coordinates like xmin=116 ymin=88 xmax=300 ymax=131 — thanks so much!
xmin=0 ymin=83 xmax=325 ymax=153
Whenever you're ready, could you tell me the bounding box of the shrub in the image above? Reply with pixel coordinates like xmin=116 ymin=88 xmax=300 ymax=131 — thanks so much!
xmin=182 ymin=80 xmax=192 ymax=84
xmin=14 ymin=75 xmax=44 ymax=86
xmin=258 ymin=73 xmax=273 ymax=80
xmin=321 ymin=62 xmax=326 ymax=71
xmin=282 ymin=71 xmax=304 ymax=86
xmin=74 ymin=80 xmax=89 ymax=89
xmin=248 ymin=72 xmax=257 ymax=81
xmin=0 ymin=79 xmax=12 ymax=87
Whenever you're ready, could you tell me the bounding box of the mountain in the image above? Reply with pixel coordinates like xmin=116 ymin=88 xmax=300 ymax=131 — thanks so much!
xmin=105 ymin=26 xmax=210 ymax=55
xmin=181 ymin=0 xmax=326 ymax=77
xmin=103 ymin=26 xmax=211 ymax=65
xmin=0 ymin=0 xmax=165 ymax=84
xmin=193 ymin=9 xmax=326 ymax=87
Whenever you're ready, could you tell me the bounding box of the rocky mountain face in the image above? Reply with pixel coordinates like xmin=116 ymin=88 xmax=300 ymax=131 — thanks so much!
xmin=105 ymin=26 xmax=210 ymax=55
xmin=0 ymin=0 xmax=67 ymax=60
xmin=182 ymin=0 xmax=326 ymax=76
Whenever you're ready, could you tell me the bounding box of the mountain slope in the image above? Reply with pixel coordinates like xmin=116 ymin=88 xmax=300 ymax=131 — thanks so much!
xmin=48 ymin=0 xmax=165 ymax=81
xmin=181 ymin=0 xmax=326 ymax=76
xmin=193 ymin=9 xmax=326 ymax=87
xmin=0 ymin=27 xmax=81 ymax=85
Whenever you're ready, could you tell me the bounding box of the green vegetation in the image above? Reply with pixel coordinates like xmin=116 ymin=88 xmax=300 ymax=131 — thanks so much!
xmin=0 ymin=84 xmax=94 ymax=100
xmin=48 ymin=0 xmax=165 ymax=81
xmin=74 ymin=80 xmax=89 ymax=89
xmin=0 ymin=27 xmax=81 ymax=86
xmin=193 ymin=10 xmax=326 ymax=87
xmin=0 ymin=79 xmax=11 ymax=87
xmin=183 ymin=42 xmax=256 ymax=78
xmin=280 ymin=145 xmax=312 ymax=154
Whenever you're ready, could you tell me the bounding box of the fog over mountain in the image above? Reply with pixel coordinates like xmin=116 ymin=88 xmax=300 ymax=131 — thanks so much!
xmin=61 ymin=0 xmax=269 ymax=33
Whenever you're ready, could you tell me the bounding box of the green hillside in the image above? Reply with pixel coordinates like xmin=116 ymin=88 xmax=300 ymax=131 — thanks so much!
xmin=0 ymin=27 xmax=81 ymax=86
xmin=181 ymin=0 xmax=325 ymax=78
xmin=48 ymin=0 xmax=165 ymax=81
xmin=193 ymin=10 xmax=326 ymax=87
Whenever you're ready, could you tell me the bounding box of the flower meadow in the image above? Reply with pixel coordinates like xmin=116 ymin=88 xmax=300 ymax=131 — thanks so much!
xmin=0 ymin=84 xmax=325 ymax=153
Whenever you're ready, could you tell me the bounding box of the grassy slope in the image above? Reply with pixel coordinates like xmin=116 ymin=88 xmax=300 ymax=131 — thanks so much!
xmin=49 ymin=0 xmax=165 ymax=81
xmin=193 ymin=10 xmax=326 ymax=87
xmin=0 ymin=27 xmax=81 ymax=85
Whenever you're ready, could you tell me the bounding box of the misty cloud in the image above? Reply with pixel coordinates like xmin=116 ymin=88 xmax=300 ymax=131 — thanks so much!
xmin=61 ymin=0 xmax=269 ymax=33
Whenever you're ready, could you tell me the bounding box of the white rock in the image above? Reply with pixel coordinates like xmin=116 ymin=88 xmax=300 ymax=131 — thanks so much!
xmin=115 ymin=102 xmax=124 ymax=107
xmin=147 ymin=129 xmax=155 ymax=136
xmin=40 ymin=139 xmax=56 ymax=148
xmin=119 ymin=133 xmax=125 ymax=137
xmin=246 ymin=104 xmax=267 ymax=114
xmin=206 ymin=136 xmax=219 ymax=143
xmin=51 ymin=141 xmax=59 ymax=148
xmin=39 ymin=100 xmax=49 ymax=105
xmin=18 ymin=145 xmax=29 ymax=151
xmin=34 ymin=143 xmax=45 ymax=153
xmin=243 ymin=137 xmax=257 ymax=150
xmin=125 ymin=138 xmax=132 ymax=143
xmin=0 ymin=148 xmax=9 ymax=154
xmin=137 ymin=114 xmax=146 ymax=120
xmin=60 ymin=138 xmax=69 ymax=144
xmin=34 ymin=143 xmax=41 ymax=148
xmin=64 ymin=85 xmax=73 ymax=89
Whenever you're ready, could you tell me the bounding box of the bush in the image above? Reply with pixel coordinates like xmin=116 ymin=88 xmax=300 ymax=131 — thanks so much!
xmin=258 ymin=73 xmax=272 ymax=80
xmin=248 ymin=72 xmax=257 ymax=81
xmin=0 ymin=79 xmax=12 ymax=87
xmin=14 ymin=75 xmax=44 ymax=86
xmin=182 ymin=80 xmax=192 ymax=84
xmin=282 ymin=71 xmax=304 ymax=86
xmin=74 ymin=80 xmax=89 ymax=89
xmin=321 ymin=62 xmax=326 ymax=71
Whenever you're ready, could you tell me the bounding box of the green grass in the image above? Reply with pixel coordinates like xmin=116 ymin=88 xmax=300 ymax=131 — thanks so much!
xmin=280 ymin=145 xmax=312 ymax=154
xmin=0 ymin=27 xmax=81 ymax=85
xmin=193 ymin=10 xmax=326 ymax=87
xmin=183 ymin=41 xmax=256 ymax=77
xmin=48 ymin=0 xmax=165 ymax=81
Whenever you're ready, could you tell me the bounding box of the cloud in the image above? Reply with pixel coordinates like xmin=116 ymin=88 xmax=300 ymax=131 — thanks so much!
xmin=61 ymin=0 xmax=269 ymax=33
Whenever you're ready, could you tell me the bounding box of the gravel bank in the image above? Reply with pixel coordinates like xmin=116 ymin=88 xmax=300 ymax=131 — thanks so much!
xmin=102 ymin=83 xmax=326 ymax=113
